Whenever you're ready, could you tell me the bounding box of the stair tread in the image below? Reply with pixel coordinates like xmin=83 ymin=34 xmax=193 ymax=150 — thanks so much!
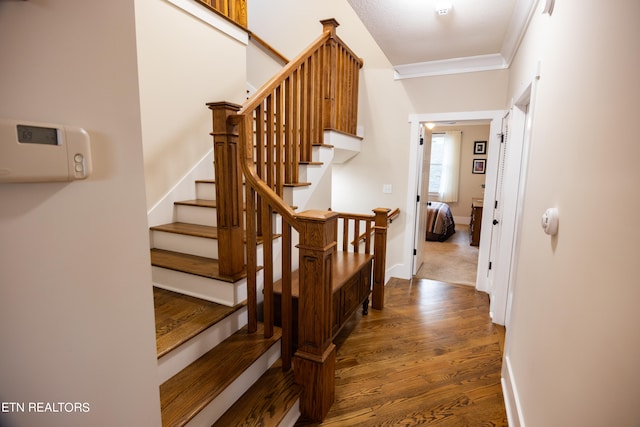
xmin=174 ymin=198 xmax=218 ymax=208
xmin=274 ymin=251 xmax=373 ymax=296
xmin=213 ymin=359 xmax=299 ymax=427
xmin=151 ymin=222 xmax=219 ymax=239
xmin=150 ymin=248 xmax=247 ymax=283
xmin=150 ymin=222 xmax=280 ymax=244
xmin=160 ymin=323 xmax=282 ymax=427
xmin=153 ymin=287 xmax=245 ymax=358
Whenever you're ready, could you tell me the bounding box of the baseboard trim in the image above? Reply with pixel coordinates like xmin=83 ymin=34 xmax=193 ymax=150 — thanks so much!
xmin=502 ymin=355 xmax=525 ymax=427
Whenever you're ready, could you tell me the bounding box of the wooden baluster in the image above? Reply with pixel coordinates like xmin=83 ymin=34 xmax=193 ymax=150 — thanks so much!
xmin=207 ymin=102 xmax=245 ymax=279
xmin=275 ymin=84 xmax=284 ymax=196
xmin=353 ymin=219 xmax=360 ymax=253
xmin=372 ymin=208 xmax=390 ymax=310
xmin=294 ymin=209 xmax=338 ymax=422
xmin=262 ymin=199 xmax=274 ymax=339
xmin=342 ymin=218 xmax=349 ymax=252
xmin=281 ymin=221 xmax=292 ymax=370
xmin=231 ymin=113 xmax=258 ymax=332
xmin=291 ymin=69 xmax=300 ymax=183
xmin=364 ymin=220 xmax=372 ymax=254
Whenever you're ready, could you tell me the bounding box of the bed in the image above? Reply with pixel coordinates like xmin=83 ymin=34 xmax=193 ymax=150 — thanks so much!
xmin=425 ymin=201 xmax=456 ymax=241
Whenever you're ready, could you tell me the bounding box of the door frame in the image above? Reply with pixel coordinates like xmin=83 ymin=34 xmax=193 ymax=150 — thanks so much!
xmin=406 ymin=110 xmax=504 ymax=290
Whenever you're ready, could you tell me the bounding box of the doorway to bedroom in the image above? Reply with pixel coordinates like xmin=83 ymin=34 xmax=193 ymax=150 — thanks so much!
xmin=415 ymin=122 xmax=490 ymax=287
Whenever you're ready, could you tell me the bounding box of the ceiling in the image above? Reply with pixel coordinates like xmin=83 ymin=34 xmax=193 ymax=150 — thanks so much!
xmin=347 ymin=0 xmax=539 ymax=79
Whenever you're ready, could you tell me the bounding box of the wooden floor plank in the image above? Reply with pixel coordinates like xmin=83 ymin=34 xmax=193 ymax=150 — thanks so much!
xmin=295 ymin=277 xmax=507 ymax=426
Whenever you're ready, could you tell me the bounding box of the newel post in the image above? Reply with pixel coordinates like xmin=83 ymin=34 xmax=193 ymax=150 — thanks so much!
xmin=207 ymin=102 xmax=245 ymax=279
xmin=372 ymin=208 xmax=390 ymax=310
xmin=320 ymin=18 xmax=339 ymax=131
xmin=294 ymin=209 xmax=338 ymax=422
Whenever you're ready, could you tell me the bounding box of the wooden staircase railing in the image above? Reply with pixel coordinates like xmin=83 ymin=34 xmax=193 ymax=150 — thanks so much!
xmin=208 ymin=19 xmax=391 ymax=422
xmin=197 ymin=0 xmax=247 ymax=28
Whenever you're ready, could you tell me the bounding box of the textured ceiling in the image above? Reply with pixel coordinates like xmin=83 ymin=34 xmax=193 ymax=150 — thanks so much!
xmin=348 ymin=0 xmax=525 ymax=78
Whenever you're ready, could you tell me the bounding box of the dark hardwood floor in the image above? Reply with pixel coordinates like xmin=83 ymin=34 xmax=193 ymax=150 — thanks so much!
xmin=296 ymin=277 xmax=507 ymax=426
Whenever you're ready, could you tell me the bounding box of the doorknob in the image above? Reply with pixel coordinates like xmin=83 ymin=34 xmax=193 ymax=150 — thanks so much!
xmin=493 ymin=219 xmax=499 ymax=225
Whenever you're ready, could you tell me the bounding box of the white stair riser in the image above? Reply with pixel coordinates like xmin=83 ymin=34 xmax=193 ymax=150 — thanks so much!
xmin=152 ymin=266 xmax=249 ymax=306
xmin=196 ymin=182 xmax=246 ymax=201
xmin=185 ymin=340 xmax=281 ymax=427
xmin=151 ymin=232 xmax=266 ymax=265
xmin=152 ymin=231 xmax=219 ymax=259
xmin=158 ymin=306 xmax=248 ymax=384
xmin=195 ymin=182 xmax=216 ymax=200
xmin=176 ymin=205 xmax=217 ymax=227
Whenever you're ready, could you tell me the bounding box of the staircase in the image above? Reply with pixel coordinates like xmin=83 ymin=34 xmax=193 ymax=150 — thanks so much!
xmin=147 ymin=18 xmax=395 ymax=426
xmin=150 ymin=178 xmax=302 ymax=426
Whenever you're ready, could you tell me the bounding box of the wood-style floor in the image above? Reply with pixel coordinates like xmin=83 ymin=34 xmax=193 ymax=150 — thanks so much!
xmin=296 ymin=277 xmax=507 ymax=427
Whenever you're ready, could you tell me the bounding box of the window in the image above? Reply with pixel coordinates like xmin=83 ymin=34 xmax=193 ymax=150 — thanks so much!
xmin=428 ymin=131 xmax=461 ymax=202
xmin=428 ymin=134 xmax=445 ymax=193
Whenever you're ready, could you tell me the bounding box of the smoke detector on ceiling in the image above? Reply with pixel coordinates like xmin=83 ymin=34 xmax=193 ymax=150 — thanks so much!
xmin=435 ymin=1 xmax=453 ymax=15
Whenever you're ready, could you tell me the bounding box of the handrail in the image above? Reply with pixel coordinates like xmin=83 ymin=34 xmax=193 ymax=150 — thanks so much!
xmin=248 ymin=31 xmax=289 ymax=64
xmin=347 ymin=207 xmax=400 ymax=248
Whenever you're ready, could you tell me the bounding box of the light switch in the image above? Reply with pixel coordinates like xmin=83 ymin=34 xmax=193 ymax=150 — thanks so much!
xmin=383 ymin=184 xmax=392 ymax=194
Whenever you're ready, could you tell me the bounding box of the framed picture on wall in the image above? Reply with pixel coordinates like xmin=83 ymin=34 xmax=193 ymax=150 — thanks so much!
xmin=472 ymin=159 xmax=486 ymax=174
xmin=474 ymin=140 xmax=487 ymax=155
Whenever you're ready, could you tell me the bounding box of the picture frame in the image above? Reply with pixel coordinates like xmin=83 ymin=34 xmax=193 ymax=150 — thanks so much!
xmin=472 ymin=159 xmax=486 ymax=174
xmin=474 ymin=140 xmax=487 ymax=155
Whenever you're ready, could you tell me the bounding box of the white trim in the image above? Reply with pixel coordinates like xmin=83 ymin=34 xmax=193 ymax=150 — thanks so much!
xmin=500 ymin=0 xmax=541 ymax=65
xmin=502 ymin=355 xmax=525 ymax=427
xmin=165 ymin=0 xmax=248 ymax=45
xmin=394 ymin=54 xmax=508 ymax=80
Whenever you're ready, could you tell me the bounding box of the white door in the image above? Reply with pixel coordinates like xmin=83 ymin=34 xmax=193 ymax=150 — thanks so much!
xmin=486 ymin=113 xmax=510 ymax=301
xmin=413 ymin=125 xmax=432 ymax=275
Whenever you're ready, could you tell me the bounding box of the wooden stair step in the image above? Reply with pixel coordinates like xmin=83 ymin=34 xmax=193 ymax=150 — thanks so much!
xmin=150 ymin=222 xmax=219 ymax=239
xmin=150 ymin=222 xmax=279 ymax=245
xmin=174 ymin=198 xmax=218 ymax=208
xmin=160 ymin=323 xmax=282 ymax=427
xmin=150 ymin=248 xmax=247 ymax=283
xmin=153 ymin=287 xmax=245 ymax=358
xmin=213 ymin=359 xmax=300 ymax=427
xmin=274 ymin=251 xmax=373 ymax=296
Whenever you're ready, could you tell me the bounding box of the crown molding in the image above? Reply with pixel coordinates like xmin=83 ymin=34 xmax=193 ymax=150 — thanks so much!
xmin=393 ymin=0 xmax=539 ymax=80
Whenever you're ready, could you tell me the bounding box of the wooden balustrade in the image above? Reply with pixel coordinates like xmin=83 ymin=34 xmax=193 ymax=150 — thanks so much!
xmin=197 ymin=0 xmax=247 ymax=28
xmin=209 ymin=20 xmax=375 ymax=422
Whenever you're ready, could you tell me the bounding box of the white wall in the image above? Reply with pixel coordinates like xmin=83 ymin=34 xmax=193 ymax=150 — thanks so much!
xmin=136 ymin=0 xmax=248 ymax=210
xmin=0 ymin=1 xmax=161 ymax=426
xmin=503 ymin=1 xmax=640 ymax=426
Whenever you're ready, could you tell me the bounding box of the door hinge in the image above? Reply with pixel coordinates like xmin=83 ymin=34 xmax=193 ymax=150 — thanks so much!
xmin=488 ymin=261 xmax=493 ymax=270
xmin=419 ymin=137 xmax=424 ymax=145
xmin=414 ymin=248 xmax=417 ymax=256
xmin=499 ymin=133 xmax=505 ymax=143
xmin=417 ymin=194 xmax=420 ymax=203
xmin=495 ymin=200 xmax=498 ymax=209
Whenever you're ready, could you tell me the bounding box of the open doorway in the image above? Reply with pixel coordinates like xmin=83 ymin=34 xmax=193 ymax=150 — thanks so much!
xmin=414 ymin=123 xmax=491 ymax=286
xmin=406 ymin=110 xmax=504 ymax=297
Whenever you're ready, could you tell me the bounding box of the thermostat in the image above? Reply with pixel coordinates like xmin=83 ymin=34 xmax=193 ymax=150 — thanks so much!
xmin=0 ymin=118 xmax=92 ymax=183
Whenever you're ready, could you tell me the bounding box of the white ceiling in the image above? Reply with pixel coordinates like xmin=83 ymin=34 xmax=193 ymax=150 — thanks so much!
xmin=347 ymin=0 xmax=539 ymax=79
